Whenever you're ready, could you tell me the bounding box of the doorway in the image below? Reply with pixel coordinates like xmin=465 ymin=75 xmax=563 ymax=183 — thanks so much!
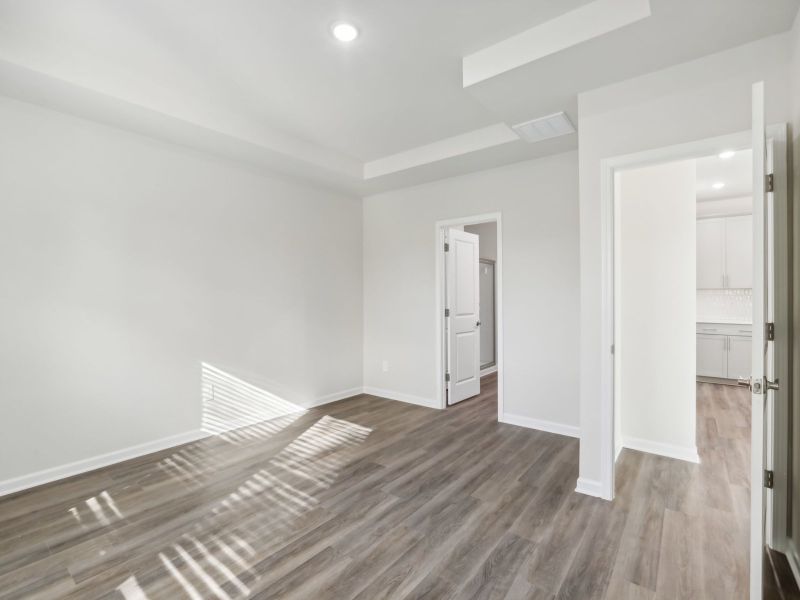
xmin=601 ymin=117 xmax=789 ymax=599
xmin=435 ymin=213 xmax=503 ymax=418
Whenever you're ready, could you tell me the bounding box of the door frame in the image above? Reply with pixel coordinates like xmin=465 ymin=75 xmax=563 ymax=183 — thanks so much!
xmin=597 ymin=125 xmax=789 ymax=549
xmin=435 ymin=212 xmax=503 ymax=419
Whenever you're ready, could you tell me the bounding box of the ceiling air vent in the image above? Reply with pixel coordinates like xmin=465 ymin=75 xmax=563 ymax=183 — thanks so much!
xmin=511 ymin=112 xmax=575 ymax=143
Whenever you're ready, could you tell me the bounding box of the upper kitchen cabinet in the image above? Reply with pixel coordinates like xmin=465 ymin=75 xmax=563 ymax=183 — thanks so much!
xmin=724 ymin=215 xmax=753 ymax=289
xmin=697 ymin=218 xmax=725 ymax=288
xmin=696 ymin=215 xmax=752 ymax=289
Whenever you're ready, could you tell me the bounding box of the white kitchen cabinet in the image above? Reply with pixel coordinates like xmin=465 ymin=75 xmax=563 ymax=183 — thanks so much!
xmin=726 ymin=335 xmax=752 ymax=380
xmin=696 ymin=334 xmax=728 ymax=378
xmin=696 ymin=218 xmax=725 ymax=289
xmin=724 ymin=215 xmax=753 ymax=289
xmin=696 ymin=215 xmax=753 ymax=289
xmin=695 ymin=323 xmax=752 ymax=379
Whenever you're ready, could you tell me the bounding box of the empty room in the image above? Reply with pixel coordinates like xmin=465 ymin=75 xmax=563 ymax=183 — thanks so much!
xmin=1 ymin=1 xmax=800 ymax=599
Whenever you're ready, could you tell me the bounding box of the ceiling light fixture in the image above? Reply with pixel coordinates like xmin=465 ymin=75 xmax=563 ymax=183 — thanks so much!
xmin=332 ymin=22 xmax=359 ymax=42
xmin=712 ymin=182 xmax=725 ymax=190
xmin=718 ymin=150 xmax=736 ymax=159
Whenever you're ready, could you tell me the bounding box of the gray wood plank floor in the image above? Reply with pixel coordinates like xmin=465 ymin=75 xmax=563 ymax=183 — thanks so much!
xmin=0 ymin=375 xmax=750 ymax=599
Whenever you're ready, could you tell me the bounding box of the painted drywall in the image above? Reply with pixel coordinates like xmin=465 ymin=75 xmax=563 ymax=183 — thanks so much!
xmin=464 ymin=222 xmax=498 ymax=261
xmin=616 ymin=160 xmax=698 ymax=460
xmin=578 ymin=33 xmax=792 ymax=486
xmin=0 ymin=96 xmax=363 ymax=484
xmin=363 ymin=152 xmax=579 ymax=430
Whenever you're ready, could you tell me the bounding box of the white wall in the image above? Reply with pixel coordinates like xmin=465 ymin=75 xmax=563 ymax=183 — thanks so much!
xmin=616 ymin=160 xmax=698 ymax=461
xmin=0 ymin=96 xmax=363 ymax=485
xmin=464 ymin=222 xmax=498 ymax=261
xmin=363 ymin=152 xmax=580 ymax=431
xmin=578 ymin=33 xmax=793 ymax=487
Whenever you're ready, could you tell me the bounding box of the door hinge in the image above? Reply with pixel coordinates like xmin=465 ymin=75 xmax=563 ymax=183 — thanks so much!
xmin=444 ymin=242 xmax=450 ymax=252
xmin=445 ymin=372 xmax=450 ymax=382
xmin=766 ymin=322 xmax=775 ymax=341
xmin=764 ymin=469 xmax=774 ymax=489
xmin=444 ymin=308 xmax=450 ymax=317
xmin=766 ymin=173 xmax=774 ymax=193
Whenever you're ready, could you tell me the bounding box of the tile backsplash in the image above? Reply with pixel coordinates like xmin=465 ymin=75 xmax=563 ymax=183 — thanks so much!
xmin=697 ymin=289 xmax=752 ymax=324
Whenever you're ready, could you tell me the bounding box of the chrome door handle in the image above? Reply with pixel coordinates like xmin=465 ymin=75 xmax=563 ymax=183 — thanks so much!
xmin=737 ymin=377 xmax=780 ymax=393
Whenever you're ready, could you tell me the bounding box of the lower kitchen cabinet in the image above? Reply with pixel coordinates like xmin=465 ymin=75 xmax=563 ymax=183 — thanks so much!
xmin=696 ymin=323 xmax=752 ymax=380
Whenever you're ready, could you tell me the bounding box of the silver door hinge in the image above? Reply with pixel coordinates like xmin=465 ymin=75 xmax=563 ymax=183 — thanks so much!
xmin=444 ymin=242 xmax=450 ymax=252
xmin=445 ymin=308 xmax=450 ymax=317
xmin=766 ymin=173 xmax=774 ymax=193
xmin=445 ymin=372 xmax=450 ymax=382
xmin=764 ymin=469 xmax=774 ymax=489
xmin=610 ymin=344 xmax=615 ymax=355
xmin=766 ymin=322 xmax=775 ymax=341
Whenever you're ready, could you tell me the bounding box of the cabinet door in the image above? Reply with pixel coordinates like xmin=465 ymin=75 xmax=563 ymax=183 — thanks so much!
xmin=696 ymin=334 xmax=727 ymax=378
xmin=725 ymin=215 xmax=753 ymax=289
xmin=726 ymin=335 xmax=752 ymax=380
xmin=697 ymin=218 xmax=725 ymax=289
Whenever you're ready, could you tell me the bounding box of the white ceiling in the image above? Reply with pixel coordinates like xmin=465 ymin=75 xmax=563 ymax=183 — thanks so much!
xmin=696 ymin=149 xmax=753 ymax=202
xmin=0 ymin=0 xmax=796 ymax=193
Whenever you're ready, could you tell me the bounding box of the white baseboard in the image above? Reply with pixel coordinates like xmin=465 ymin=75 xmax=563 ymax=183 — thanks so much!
xmin=0 ymin=429 xmax=209 ymax=498
xmin=622 ymin=437 xmax=700 ymax=463
xmin=307 ymin=387 xmax=364 ymax=407
xmin=786 ymin=539 xmax=800 ymax=590
xmin=575 ymin=477 xmax=604 ymax=498
xmin=480 ymin=365 xmax=498 ymax=376
xmin=362 ymin=386 xmax=440 ymax=409
xmin=0 ymin=385 xmax=367 ymax=499
xmin=500 ymin=412 xmax=580 ymax=438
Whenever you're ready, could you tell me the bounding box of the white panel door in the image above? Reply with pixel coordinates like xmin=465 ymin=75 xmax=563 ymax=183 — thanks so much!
xmin=446 ymin=229 xmax=480 ymax=404
xmin=696 ymin=334 xmax=727 ymax=378
xmin=727 ymin=336 xmax=752 ymax=381
xmin=726 ymin=215 xmax=754 ymax=289
xmin=696 ymin=218 xmax=725 ymax=289
xmin=750 ymin=80 xmax=772 ymax=600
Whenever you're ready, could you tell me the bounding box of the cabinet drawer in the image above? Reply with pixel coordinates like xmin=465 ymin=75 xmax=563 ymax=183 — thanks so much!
xmin=696 ymin=323 xmax=752 ymax=336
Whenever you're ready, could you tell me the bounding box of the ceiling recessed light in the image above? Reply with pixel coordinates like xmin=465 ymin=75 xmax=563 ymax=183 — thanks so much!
xmin=719 ymin=150 xmax=736 ymax=159
xmin=332 ymin=22 xmax=358 ymax=42
xmin=712 ymin=182 xmax=725 ymax=190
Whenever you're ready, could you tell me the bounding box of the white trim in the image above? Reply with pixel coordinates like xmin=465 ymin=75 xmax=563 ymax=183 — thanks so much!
xmin=500 ymin=413 xmax=579 ymax=438
xmin=435 ymin=212 xmax=504 ymax=420
xmin=0 ymin=384 xmax=364 ymax=498
xmin=0 ymin=429 xmax=209 ymax=498
xmin=362 ymin=386 xmax=440 ymax=409
xmin=620 ymin=437 xmax=700 ymax=463
xmin=309 ymin=387 xmax=364 ymax=406
xmin=480 ymin=365 xmax=498 ymax=376
xmin=575 ymin=477 xmax=604 ymax=498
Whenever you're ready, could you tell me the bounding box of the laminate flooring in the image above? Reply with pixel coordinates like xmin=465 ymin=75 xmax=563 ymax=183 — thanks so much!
xmin=0 ymin=375 xmax=750 ymax=599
